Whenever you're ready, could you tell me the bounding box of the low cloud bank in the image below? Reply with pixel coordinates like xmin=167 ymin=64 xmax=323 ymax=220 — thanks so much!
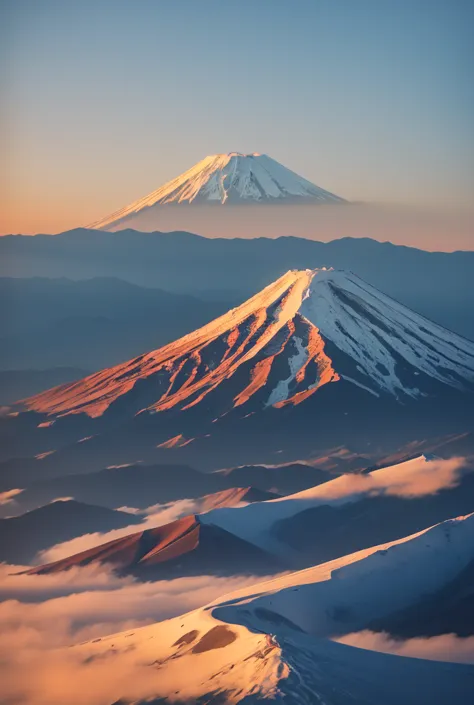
xmin=0 ymin=563 xmax=269 ymax=623
xmin=0 ymin=563 xmax=280 ymax=703
xmin=316 ymin=456 xmax=468 ymax=502
xmin=336 ymin=630 xmax=474 ymax=664
xmin=0 ymin=562 xmax=132 ymax=601
xmin=0 ymin=634 xmax=175 ymax=705
xmin=1 ymin=561 xmax=472 ymax=704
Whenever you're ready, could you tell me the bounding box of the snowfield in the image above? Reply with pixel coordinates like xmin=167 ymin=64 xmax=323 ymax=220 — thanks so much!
xmin=212 ymin=512 xmax=474 ymax=638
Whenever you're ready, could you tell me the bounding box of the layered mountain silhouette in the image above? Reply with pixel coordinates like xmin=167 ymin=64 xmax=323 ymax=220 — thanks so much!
xmin=26 ymin=455 xmax=474 ymax=579
xmin=27 ymin=514 xmax=283 ymax=578
xmin=0 ymin=499 xmax=141 ymax=565
xmin=0 ymin=276 xmax=227 ymax=375
xmin=3 ymin=232 xmax=474 ymax=340
xmin=0 ymin=459 xmax=330 ymax=519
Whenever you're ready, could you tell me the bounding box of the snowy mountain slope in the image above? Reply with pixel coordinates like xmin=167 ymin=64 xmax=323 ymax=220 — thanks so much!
xmin=26 ymin=454 xmax=473 ymax=579
xmin=20 ymin=268 xmax=474 ymax=427
xmin=368 ymin=553 xmax=474 ymax=638
xmin=199 ymin=454 xmax=471 ymax=553
xmin=212 ymin=513 xmax=474 ymax=638
xmin=71 ymin=614 xmax=474 ymax=704
xmin=66 ymin=514 xmax=474 ymax=704
xmin=88 ymin=153 xmax=345 ymax=230
xmin=299 ymin=269 xmax=474 ymax=396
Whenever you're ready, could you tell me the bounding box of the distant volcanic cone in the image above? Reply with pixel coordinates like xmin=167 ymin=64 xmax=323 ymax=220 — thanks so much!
xmin=87 ymin=153 xmax=346 ymax=232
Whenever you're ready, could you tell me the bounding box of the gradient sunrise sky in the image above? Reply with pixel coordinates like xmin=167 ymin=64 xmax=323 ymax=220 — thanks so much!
xmin=2 ymin=0 xmax=473 ymax=238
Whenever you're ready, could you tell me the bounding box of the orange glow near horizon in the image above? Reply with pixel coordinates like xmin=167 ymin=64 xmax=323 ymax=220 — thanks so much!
xmin=2 ymin=198 xmax=473 ymax=252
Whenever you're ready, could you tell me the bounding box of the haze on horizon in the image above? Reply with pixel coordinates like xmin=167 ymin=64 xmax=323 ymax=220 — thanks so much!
xmin=2 ymin=0 xmax=473 ymax=250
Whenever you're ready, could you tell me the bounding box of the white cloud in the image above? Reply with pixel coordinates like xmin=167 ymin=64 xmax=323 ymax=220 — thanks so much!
xmin=314 ymin=456 xmax=468 ymax=502
xmin=336 ymin=630 xmax=474 ymax=664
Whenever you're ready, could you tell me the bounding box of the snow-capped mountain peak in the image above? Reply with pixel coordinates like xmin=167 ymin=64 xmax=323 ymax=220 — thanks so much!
xmin=87 ymin=153 xmax=345 ymax=230
xmin=22 ymin=268 xmax=474 ymax=420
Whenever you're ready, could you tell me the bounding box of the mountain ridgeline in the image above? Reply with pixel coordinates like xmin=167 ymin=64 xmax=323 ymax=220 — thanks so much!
xmin=2 ymin=231 xmax=473 ymax=341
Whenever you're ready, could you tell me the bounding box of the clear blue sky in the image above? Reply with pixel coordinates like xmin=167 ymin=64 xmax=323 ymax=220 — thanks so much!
xmin=2 ymin=0 xmax=473 ymax=234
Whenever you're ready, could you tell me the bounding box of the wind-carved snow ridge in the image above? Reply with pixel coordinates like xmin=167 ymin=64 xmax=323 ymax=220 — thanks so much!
xmin=88 ymin=153 xmax=346 ymax=230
